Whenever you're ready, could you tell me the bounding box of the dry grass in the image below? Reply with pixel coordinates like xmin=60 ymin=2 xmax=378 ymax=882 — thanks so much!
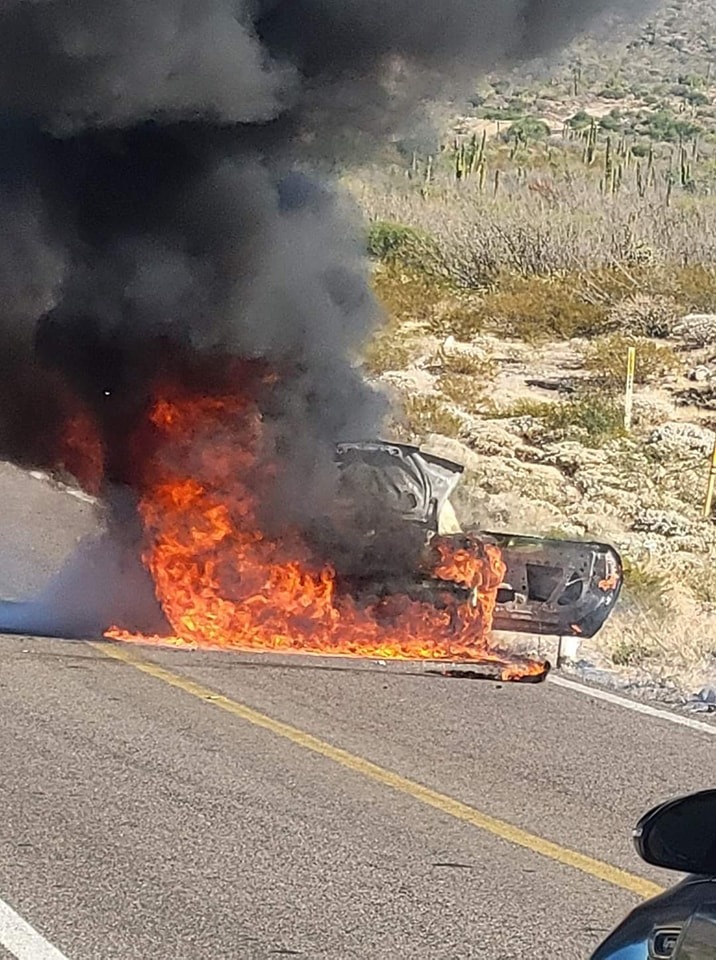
xmin=428 ymin=303 xmax=487 ymax=340
xmin=479 ymin=273 xmax=611 ymax=341
xmin=435 ymin=349 xmax=497 ymax=378
xmin=599 ymin=603 xmax=716 ymax=674
xmin=363 ymin=331 xmax=420 ymax=375
xmin=372 ymin=263 xmax=463 ymax=327
xmin=436 ymin=373 xmax=491 ymax=414
xmin=402 ymin=395 xmax=463 ymax=439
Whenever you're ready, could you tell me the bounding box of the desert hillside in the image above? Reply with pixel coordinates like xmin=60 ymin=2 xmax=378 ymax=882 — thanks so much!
xmin=348 ymin=0 xmax=716 ymax=692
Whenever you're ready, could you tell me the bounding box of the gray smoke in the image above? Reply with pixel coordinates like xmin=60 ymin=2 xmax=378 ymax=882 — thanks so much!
xmin=0 ymin=0 xmax=649 ymax=634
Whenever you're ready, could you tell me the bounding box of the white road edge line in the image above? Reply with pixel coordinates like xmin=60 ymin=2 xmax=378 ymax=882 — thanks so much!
xmin=0 ymin=896 xmax=71 ymax=960
xmin=549 ymin=673 xmax=716 ymax=737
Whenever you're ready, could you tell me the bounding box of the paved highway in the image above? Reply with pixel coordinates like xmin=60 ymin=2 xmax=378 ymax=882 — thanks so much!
xmin=0 ymin=464 xmax=714 ymax=959
xmin=1 ymin=633 xmax=714 ymax=960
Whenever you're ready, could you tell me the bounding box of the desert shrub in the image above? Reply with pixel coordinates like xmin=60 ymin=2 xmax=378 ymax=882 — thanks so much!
xmin=403 ymin=395 xmax=463 ymax=438
xmin=544 ymin=396 xmax=627 ymax=445
xmin=659 ymin=265 xmax=716 ymax=313
xmin=362 ymin=332 xmax=420 ymax=375
xmin=620 ymin=557 xmax=671 ymax=612
xmin=636 ymin=108 xmax=701 ymax=142
xmin=599 ymin=110 xmax=624 ymax=132
xmin=479 ymin=105 xmax=524 ymax=121
xmin=583 ymin=333 xmax=683 ymax=388
xmin=366 ymin=264 xmax=453 ymax=372
xmin=494 ymin=394 xmax=626 ymax=446
xmin=481 ymin=273 xmax=611 ymax=341
xmin=598 ymin=86 xmax=628 ymax=100
xmin=502 ymin=117 xmax=551 ymax=143
xmin=367 ymin=220 xmax=439 ymax=273
xmin=600 ymin=602 xmax=716 ymax=672
xmin=568 ymin=110 xmax=593 ymax=130
xmin=630 ymin=142 xmax=651 ymax=158
xmin=610 ymin=635 xmax=653 ymax=666
xmin=672 ymin=313 xmax=716 ymax=347
xmin=687 ymin=91 xmax=709 ymax=107
xmin=492 ymin=397 xmax=555 ymax=419
xmin=372 ymin=262 xmax=489 ymax=344
xmin=687 ymin=559 xmax=716 ymax=604
xmin=372 ymin=263 xmax=451 ymax=327
xmin=607 ymin=292 xmax=681 ymax=337
xmin=428 ymin=303 xmax=486 ymax=340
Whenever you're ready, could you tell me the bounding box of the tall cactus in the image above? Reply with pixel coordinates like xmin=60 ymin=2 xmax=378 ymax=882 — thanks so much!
xmin=679 ymin=145 xmax=691 ymax=187
xmin=453 ymin=130 xmax=486 ymax=182
xmin=635 ymin=161 xmax=646 ymax=198
xmin=583 ymin=118 xmax=597 ymax=165
xmin=604 ymin=135 xmax=613 ymax=183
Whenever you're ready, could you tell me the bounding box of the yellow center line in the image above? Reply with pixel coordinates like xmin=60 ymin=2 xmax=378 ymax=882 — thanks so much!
xmin=92 ymin=641 xmax=664 ymax=901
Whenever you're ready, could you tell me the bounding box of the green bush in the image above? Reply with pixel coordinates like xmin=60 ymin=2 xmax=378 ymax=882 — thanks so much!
xmin=636 ymin=108 xmax=701 ymax=142
xmin=583 ymin=334 xmax=683 ymax=388
xmin=611 ymin=636 xmax=652 ymax=666
xmin=543 ymin=396 xmax=626 ymax=446
xmin=367 ymin=220 xmax=438 ymax=269
xmin=620 ymin=556 xmax=670 ymax=611
xmin=479 ymin=105 xmax=523 ymax=121
xmin=503 ymin=116 xmax=551 ymax=143
xmin=568 ymin=110 xmax=593 ymax=130
xmin=599 ymin=110 xmax=623 ymax=133
xmin=630 ymin=142 xmax=651 ymax=158
xmin=598 ymin=87 xmax=628 ymax=100
xmin=495 ymin=395 xmax=626 ymax=446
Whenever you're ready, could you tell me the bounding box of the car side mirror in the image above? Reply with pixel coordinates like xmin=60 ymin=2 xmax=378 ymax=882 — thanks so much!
xmin=634 ymin=790 xmax=716 ymax=876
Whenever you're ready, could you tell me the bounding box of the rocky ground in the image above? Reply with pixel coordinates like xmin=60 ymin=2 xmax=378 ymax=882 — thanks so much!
xmin=370 ymin=309 xmax=716 ymax=715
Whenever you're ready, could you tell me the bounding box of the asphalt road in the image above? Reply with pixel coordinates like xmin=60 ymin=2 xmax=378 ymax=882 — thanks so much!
xmin=1 ymin=465 xmax=714 ymax=959
xmin=1 ymin=634 xmax=715 ymax=960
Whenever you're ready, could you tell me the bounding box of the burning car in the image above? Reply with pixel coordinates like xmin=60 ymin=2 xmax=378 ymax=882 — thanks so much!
xmin=333 ymin=441 xmax=623 ymax=642
xmin=0 ymin=391 xmax=622 ymax=684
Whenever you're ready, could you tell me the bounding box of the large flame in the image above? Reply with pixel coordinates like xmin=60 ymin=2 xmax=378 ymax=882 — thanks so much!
xmin=103 ymin=384 xmax=544 ymax=680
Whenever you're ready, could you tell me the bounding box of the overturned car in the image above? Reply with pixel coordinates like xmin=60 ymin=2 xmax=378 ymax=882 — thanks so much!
xmin=333 ymin=441 xmax=623 ymax=640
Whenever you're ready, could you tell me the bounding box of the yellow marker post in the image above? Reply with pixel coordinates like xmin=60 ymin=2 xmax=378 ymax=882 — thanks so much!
xmin=624 ymin=346 xmax=636 ymax=431
xmin=704 ymin=439 xmax=716 ymax=519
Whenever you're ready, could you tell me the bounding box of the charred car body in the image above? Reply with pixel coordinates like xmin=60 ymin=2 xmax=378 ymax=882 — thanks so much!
xmin=333 ymin=441 xmax=623 ymax=640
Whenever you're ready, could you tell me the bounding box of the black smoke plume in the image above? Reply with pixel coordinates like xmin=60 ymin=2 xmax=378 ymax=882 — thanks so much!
xmin=0 ymin=0 xmax=648 ymax=633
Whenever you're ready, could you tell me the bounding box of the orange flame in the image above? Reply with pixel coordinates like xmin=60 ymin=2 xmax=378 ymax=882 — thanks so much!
xmin=105 ymin=388 xmax=544 ymax=680
xmin=57 ymin=406 xmax=104 ymax=496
